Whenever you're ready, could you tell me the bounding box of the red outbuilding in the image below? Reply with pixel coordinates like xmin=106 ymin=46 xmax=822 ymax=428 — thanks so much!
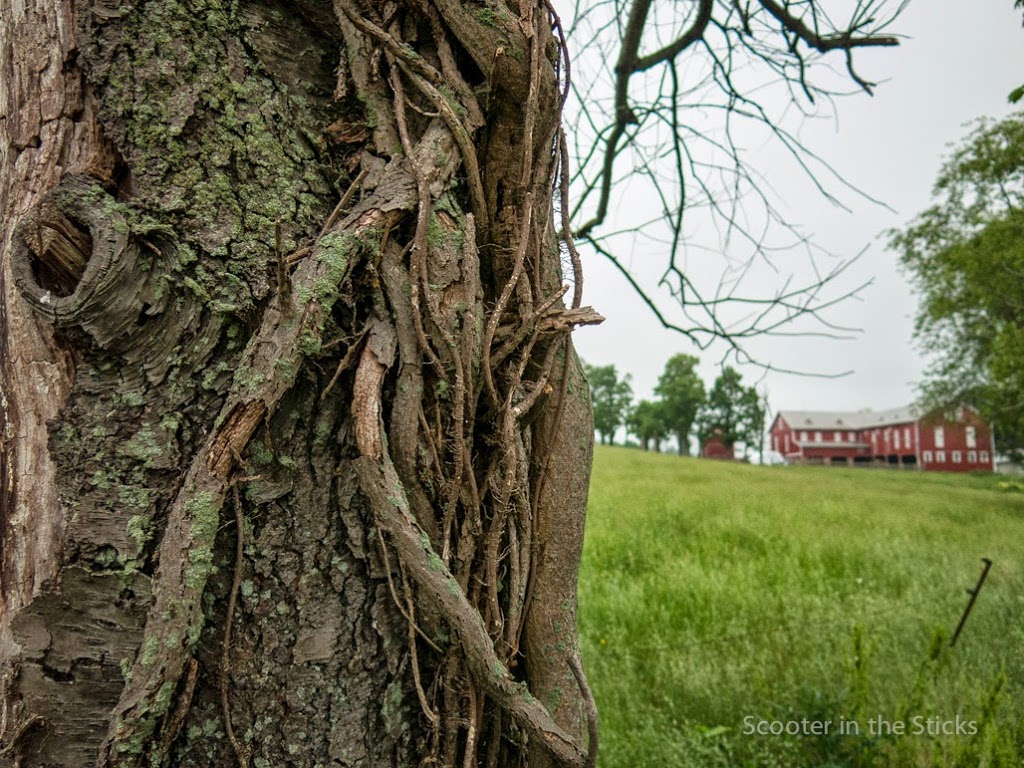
xmin=701 ymin=428 xmax=735 ymax=461
xmin=768 ymin=404 xmax=995 ymax=472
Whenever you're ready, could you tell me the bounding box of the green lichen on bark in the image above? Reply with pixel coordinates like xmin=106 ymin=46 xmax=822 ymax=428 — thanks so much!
xmin=184 ymin=491 xmax=220 ymax=590
xmin=126 ymin=514 xmax=152 ymax=555
xmin=80 ymin=0 xmax=343 ymax=317
xmin=140 ymin=636 xmax=159 ymax=668
xmin=429 ymin=194 xmax=467 ymax=252
xmin=314 ymin=227 xmax=380 ymax=300
xmin=380 ymin=678 xmax=408 ymax=738
xmin=121 ymin=426 xmax=165 ymax=467
xmin=299 ymin=329 xmax=323 ymax=358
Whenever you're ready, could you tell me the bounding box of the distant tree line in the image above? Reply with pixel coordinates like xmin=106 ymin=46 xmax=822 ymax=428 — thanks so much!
xmin=583 ymin=356 xmax=765 ymax=458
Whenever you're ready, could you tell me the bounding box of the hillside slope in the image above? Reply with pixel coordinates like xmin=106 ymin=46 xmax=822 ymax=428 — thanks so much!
xmin=579 ymin=447 xmax=1024 ymax=767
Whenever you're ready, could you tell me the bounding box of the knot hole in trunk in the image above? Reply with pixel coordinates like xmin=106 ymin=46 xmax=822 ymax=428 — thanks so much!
xmin=21 ymin=206 xmax=93 ymax=298
xmin=13 ymin=174 xmax=130 ymax=327
xmin=11 ymin=175 xmax=186 ymax=370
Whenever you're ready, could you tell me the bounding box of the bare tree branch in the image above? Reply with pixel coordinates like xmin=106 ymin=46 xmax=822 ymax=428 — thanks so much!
xmin=567 ymin=0 xmax=906 ymax=372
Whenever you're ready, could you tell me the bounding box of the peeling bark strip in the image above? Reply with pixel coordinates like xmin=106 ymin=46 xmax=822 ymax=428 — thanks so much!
xmin=2 ymin=1 xmax=601 ymax=766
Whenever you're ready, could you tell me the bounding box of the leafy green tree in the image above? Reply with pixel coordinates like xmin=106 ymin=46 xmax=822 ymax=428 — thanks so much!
xmin=655 ymin=354 xmax=706 ymax=455
xmin=584 ymin=363 xmax=634 ymax=445
xmin=740 ymin=387 xmax=768 ymax=461
xmin=697 ymin=367 xmax=765 ymax=458
xmin=890 ymin=111 xmax=1024 ymax=457
xmin=627 ymin=400 xmax=670 ymax=452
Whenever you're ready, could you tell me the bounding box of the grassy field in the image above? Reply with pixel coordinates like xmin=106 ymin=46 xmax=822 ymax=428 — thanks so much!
xmin=578 ymin=447 xmax=1024 ymax=767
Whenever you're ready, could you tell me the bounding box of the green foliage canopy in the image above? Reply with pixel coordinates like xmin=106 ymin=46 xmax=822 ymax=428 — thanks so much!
xmin=654 ymin=354 xmax=705 ymax=455
xmin=696 ymin=366 xmax=765 ymax=454
xmin=584 ymin=362 xmax=634 ymax=445
xmin=890 ymin=110 xmax=1024 ymax=456
xmin=626 ymin=400 xmax=670 ymax=451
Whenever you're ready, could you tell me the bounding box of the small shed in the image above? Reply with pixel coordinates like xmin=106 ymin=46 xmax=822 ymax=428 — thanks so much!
xmin=701 ymin=429 xmax=734 ymax=460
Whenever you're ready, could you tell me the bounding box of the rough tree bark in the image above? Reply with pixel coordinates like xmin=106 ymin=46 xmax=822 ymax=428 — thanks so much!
xmin=0 ymin=1 xmax=601 ymax=766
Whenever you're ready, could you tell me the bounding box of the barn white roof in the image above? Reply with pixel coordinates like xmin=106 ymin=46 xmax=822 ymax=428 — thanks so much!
xmin=778 ymin=405 xmax=921 ymax=430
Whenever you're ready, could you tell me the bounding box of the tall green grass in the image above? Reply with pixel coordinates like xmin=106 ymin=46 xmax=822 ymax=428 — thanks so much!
xmin=579 ymin=447 xmax=1024 ymax=767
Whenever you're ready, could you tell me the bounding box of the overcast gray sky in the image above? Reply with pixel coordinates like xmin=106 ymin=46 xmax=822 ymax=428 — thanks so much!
xmin=570 ymin=1 xmax=1024 ymax=424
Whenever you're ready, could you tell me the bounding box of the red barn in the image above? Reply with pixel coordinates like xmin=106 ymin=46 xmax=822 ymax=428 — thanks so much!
xmin=701 ymin=429 xmax=735 ymax=460
xmin=768 ymin=404 xmax=995 ymax=472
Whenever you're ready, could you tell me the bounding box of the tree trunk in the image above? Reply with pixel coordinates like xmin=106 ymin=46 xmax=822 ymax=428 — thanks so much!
xmin=0 ymin=2 xmax=600 ymax=767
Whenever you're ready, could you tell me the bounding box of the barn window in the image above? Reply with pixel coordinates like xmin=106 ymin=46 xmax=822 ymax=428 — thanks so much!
xmin=966 ymin=426 xmax=977 ymax=449
xmin=923 ymin=450 xmax=933 ymax=463
xmin=936 ymin=450 xmax=946 ymax=463
xmin=952 ymin=451 xmax=962 ymax=463
xmin=848 ymin=431 xmax=856 ymax=442
xmin=800 ymin=431 xmax=808 ymax=442
xmin=934 ymin=426 xmax=945 ymax=448
xmin=834 ymin=431 xmax=841 ymax=442
xmin=968 ymin=450 xmax=977 ymax=463
xmin=894 ymin=431 xmax=901 ymax=450
xmin=980 ymin=450 xmax=989 ymax=463
xmin=904 ymin=427 xmax=911 ymax=446
xmin=814 ymin=431 xmax=822 ymax=443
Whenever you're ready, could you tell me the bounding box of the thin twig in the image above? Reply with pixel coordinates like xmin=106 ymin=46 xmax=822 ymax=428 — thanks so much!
xmin=378 ymin=531 xmax=444 ymax=654
xmin=320 ymin=328 xmax=368 ymax=402
xmin=320 ymin=167 xmax=370 ymax=239
xmin=481 ymin=192 xmax=534 ymax=404
xmin=401 ymin=566 xmax=441 ymax=726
